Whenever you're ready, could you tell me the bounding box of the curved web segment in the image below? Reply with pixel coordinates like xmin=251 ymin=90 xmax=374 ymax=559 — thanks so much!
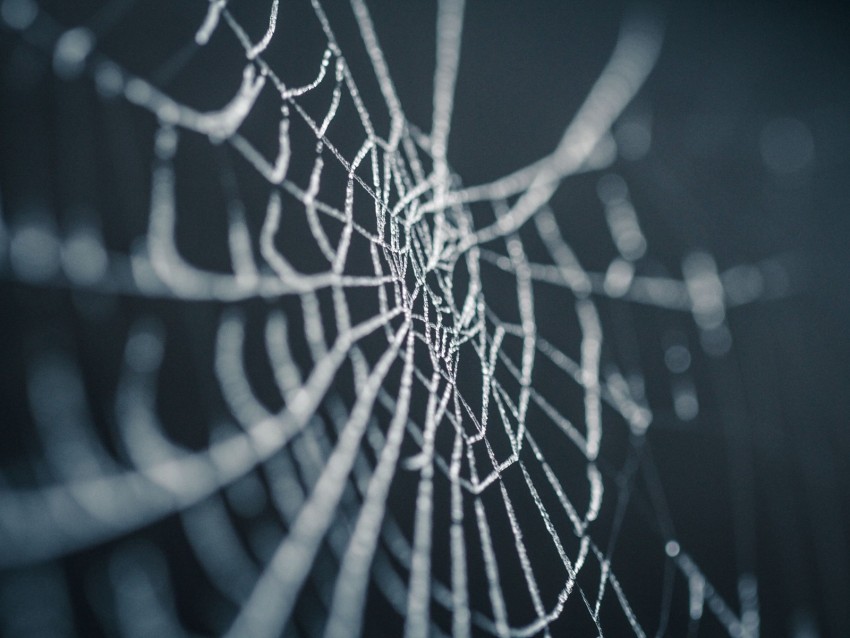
xmin=0 ymin=0 xmax=781 ymax=636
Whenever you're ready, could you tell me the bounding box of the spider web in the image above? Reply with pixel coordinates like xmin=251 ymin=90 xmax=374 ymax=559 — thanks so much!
xmin=0 ymin=0 xmax=793 ymax=636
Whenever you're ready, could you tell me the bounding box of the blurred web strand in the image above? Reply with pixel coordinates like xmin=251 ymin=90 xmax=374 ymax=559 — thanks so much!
xmin=0 ymin=0 xmax=770 ymax=636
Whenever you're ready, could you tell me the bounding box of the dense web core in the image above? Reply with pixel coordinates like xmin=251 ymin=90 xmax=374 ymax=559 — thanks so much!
xmin=0 ymin=0 xmax=801 ymax=636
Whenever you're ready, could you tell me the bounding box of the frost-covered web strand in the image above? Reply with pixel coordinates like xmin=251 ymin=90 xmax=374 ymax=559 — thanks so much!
xmin=247 ymin=0 xmax=278 ymax=60
xmin=323 ymin=328 xmax=417 ymax=638
xmin=431 ymin=0 xmax=465 ymax=189
xmin=462 ymin=17 xmax=662 ymax=248
xmin=226 ymin=323 xmax=410 ymax=638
